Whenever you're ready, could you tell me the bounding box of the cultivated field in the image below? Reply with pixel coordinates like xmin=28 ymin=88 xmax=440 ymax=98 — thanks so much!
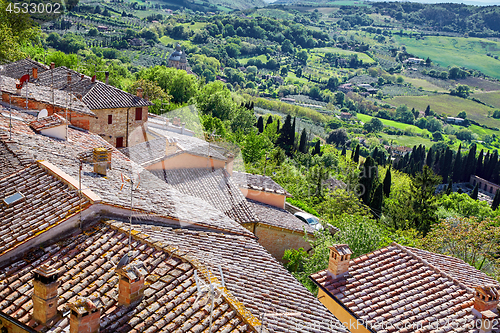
xmin=310 ymin=47 xmax=376 ymax=64
xmin=472 ymin=91 xmax=500 ymax=109
xmin=357 ymin=114 xmax=425 ymax=134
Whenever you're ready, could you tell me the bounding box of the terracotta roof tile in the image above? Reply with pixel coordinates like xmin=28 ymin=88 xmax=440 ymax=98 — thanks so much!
xmin=232 ymin=172 xmax=291 ymax=197
xmin=29 ymin=114 xmax=68 ymax=131
xmin=0 ymin=221 xmax=257 ymax=333
xmin=151 ymin=168 xmax=257 ymax=225
xmin=0 ymin=59 xmax=48 ymax=80
xmin=0 ymin=134 xmax=32 ymax=179
xmin=311 ymin=243 xmax=500 ymax=332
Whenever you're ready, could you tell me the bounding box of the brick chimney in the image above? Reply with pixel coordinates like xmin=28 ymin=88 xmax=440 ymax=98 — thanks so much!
xmin=32 ymin=67 xmax=38 ymax=80
xmin=93 ymin=147 xmax=111 ymax=176
xmin=474 ymin=285 xmax=500 ymax=312
xmin=327 ymin=244 xmax=352 ymax=279
xmin=81 ymin=74 xmax=84 ymax=80
xmin=67 ymin=72 xmax=72 ymax=86
xmin=116 ymin=261 xmax=147 ymax=306
xmin=480 ymin=310 xmax=497 ymax=333
xmin=68 ymin=297 xmax=100 ymax=333
xmin=50 ymin=62 xmax=55 ymax=70
xmin=136 ymin=87 xmax=143 ymax=99
xmin=32 ymin=264 xmax=60 ymax=325
xmin=105 ymin=71 xmax=109 ymax=85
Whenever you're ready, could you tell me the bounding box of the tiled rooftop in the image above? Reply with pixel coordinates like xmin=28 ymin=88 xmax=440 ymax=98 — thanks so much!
xmin=232 ymin=172 xmax=292 ymax=197
xmin=310 ymin=243 xmax=500 ymax=333
xmin=150 ymin=168 xmax=258 ymax=225
xmin=123 ymin=133 xmax=227 ymax=167
xmin=29 ymin=114 xmax=68 ymax=131
xmin=0 ymin=111 xmax=252 ymax=237
xmin=0 ymin=135 xmax=32 ymax=179
xmin=130 ymin=221 xmax=349 ymax=333
xmin=36 ymin=66 xmax=153 ymax=110
xmin=0 ymin=59 xmax=48 ymax=80
xmin=246 ymin=199 xmax=315 ymax=234
xmin=0 ymin=221 xmax=258 ymax=332
xmin=0 ymin=162 xmax=90 ymax=256
xmin=0 ymin=75 xmax=95 ymax=117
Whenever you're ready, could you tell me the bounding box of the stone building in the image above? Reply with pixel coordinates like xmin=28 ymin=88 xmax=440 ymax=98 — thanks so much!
xmin=168 ymin=43 xmax=188 ymax=70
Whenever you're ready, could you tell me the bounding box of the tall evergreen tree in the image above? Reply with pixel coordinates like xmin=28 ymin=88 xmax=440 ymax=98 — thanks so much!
xmin=341 ymin=145 xmax=346 ymax=156
xmin=359 ymin=156 xmax=377 ymax=205
xmin=463 ymin=144 xmax=477 ymax=182
xmin=446 ymin=178 xmax=453 ymax=195
xmin=452 ymin=144 xmax=462 ymax=182
xmin=425 ymin=105 xmax=431 ymax=116
xmin=383 ymin=166 xmax=392 ymax=197
xmin=266 ymin=115 xmax=273 ymax=128
xmin=370 ymin=184 xmax=383 ymax=219
xmin=476 ymin=150 xmax=484 ymax=177
xmin=470 ymin=183 xmax=479 ymax=200
xmin=492 ymin=190 xmax=500 ymax=211
xmin=312 ymin=140 xmax=321 ymax=156
xmin=410 ymin=166 xmax=441 ymax=235
xmin=276 ymin=119 xmax=280 ymax=133
xmin=441 ymin=148 xmax=453 ymax=183
xmin=290 ymin=117 xmax=297 ymax=149
xmin=256 ymin=116 xmax=264 ymax=133
xmin=425 ymin=147 xmax=434 ymax=167
xmin=298 ymin=128 xmax=308 ymax=154
xmin=352 ymin=144 xmax=360 ymax=163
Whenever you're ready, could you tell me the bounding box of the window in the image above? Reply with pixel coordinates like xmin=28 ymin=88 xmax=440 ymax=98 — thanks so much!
xmin=108 ymin=115 xmax=112 ymax=124
xmin=135 ymin=107 xmax=142 ymax=121
xmin=116 ymin=137 xmax=124 ymax=148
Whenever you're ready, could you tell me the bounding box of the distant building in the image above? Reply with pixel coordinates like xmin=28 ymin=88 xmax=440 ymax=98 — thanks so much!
xmin=339 ymin=112 xmax=353 ymax=120
xmin=168 ymin=43 xmax=188 ymax=71
xmin=470 ymin=175 xmax=500 ymax=195
xmin=447 ymin=117 xmax=465 ymax=124
xmin=338 ymin=83 xmax=353 ymax=94
xmin=406 ymin=57 xmax=424 ymax=64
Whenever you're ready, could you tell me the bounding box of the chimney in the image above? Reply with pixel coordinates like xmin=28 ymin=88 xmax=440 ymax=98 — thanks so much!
xmin=166 ymin=137 xmax=178 ymax=155
xmin=16 ymin=83 xmax=22 ymax=95
xmin=116 ymin=261 xmax=147 ymax=306
xmin=136 ymin=87 xmax=143 ymax=99
xmin=81 ymin=74 xmax=84 ymax=80
xmin=68 ymin=298 xmax=101 ymax=333
xmin=91 ymin=75 xmax=96 ymax=83
xmin=67 ymin=72 xmax=72 ymax=86
xmin=32 ymin=67 xmax=38 ymax=80
xmin=474 ymin=285 xmax=500 ymax=313
xmin=327 ymin=244 xmax=352 ymax=279
xmin=479 ymin=310 xmax=497 ymax=333
xmin=181 ymin=122 xmax=185 ymax=134
xmin=225 ymin=153 xmax=234 ymax=176
xmin=50 ymin=62 xmax=55 ymax=70
xmin=105 ymin=71 xmax=109 ymax=85
xmin=32 ymin=264 xmax=59 ymax=325
xmin=93 ymin=147 xmax=111 ymax=176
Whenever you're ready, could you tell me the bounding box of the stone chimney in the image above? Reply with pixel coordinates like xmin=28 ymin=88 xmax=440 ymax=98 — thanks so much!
xmin=166 ymin=137 xmax=178 ymax=156
xmin=50 ymin=62 xmax=55 ymax=70
xmin=93 ymin=147 xmax=111 ymax=176
xmin=479 ymin=310 xmax=497 ymax=333
xmin=474 ymin=285 xmax=500 ymax=313
xmin=327 ymin=244 xmax=352 ymax=279
xmin=67 ymin=72 xmax=72 ymax=86
xmin=32 ymin=264 xmax=60 ymax=325
xmin=136 ymin=87 xmax=143 ymax=99
xmin=68 ymin=297 xmax=101 ymax=333
xmin=116 ymin=261 xmax=147 ymax=306
xmin=16 ymin=83 xmax=22 ymax=95
xmin=105 ymin=71 xmax=109 ymax=85
xmin=32 ymin=67 xmax=38 ymax=80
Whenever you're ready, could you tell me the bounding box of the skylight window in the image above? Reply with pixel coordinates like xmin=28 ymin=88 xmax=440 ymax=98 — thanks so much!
xmin=3 ymin=192 xmax=25 ymax=207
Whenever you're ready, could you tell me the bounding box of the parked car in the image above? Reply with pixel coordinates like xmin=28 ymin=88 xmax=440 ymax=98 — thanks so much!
xmin=294 ymin=212 xmax=323 ymax=230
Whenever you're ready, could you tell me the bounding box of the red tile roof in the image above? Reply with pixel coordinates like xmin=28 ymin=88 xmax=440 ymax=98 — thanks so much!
xmin=0 ymin=221 xmax=259 ymax=332
xmin=29 ymin=114 xmax=68 ymax=131
xmin=310 ymin=243 xmax=500 ymax=333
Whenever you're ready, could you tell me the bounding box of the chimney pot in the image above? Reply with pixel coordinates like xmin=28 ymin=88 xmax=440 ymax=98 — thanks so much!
xmin=474 ymin=285 xmax=500 ymax=313
xmin=32 ymin=264 xmax=60 ymax=325
xmin=32 ymin=67 xmax=38 ymax=80
xmin=50 ymin=62 xmax=55 ymax=70
xmin=81 ymin=74 xmax=84 ymax=80
xmin=136 ymin=87 xmax=143 ymax=99
xmin=105 ymin=71 xmax=109 ymax=85
xmin=93 ymin=147 xmax=111 ymax=176
xmin=68 ymin=297 xmax=101 ymax=333
xmin=480 ymin=310 xmax=497 ymax=333
xmin=116 ymin=261 xmax=147 ymax=306
xmin=327 ymin=244 xmax=352 ymax=279
xmin=67 ymin=72 xmax=72 ymax=86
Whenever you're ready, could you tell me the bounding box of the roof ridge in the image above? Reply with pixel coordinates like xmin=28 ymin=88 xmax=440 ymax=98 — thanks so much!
xmin=392 ymin=242 xmax=474 ymax=293
xmin=105 ymin=220 xmax=267 ymax=333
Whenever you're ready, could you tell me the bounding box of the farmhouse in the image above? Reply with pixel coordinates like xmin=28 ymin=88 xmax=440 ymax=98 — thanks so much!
xmin=447 ymin=116 xmax=465 ymax=124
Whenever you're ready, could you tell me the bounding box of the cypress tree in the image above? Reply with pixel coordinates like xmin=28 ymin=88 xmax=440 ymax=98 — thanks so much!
xmin=492 ymin=190 xmax=500 ymax=211
xmin=442 ymin=148 xmax=453 ymax=183
xmin=312 ymin=140 xmax=321 ymax=156
xmin=476 ymin=150 xmax=484 ymax=177
xmin=370 ymin=184 xmax=384 ymax=219
xmin=298 ymin=128 xmax=308 ymax=154
xmin=353 ymin=144 xmax=360 ymax=163
xmin=452 ymin=144 xmax=462 ymax=183
xmin=463 ymin=144 xmax=477 ymax=182
xmin=446 ymin=178 xmax=453 ymax=195
xmin=290 ymin=117 xmax=297 ymax=149
xmin=425 ymin=147 xmax=433 ymax=167
xmin=359 ymin=156 xmax=376 ymax=205
xmin=276 ymin=119 xmax=280 ymax=133
xmin=341 ymin=145 xmax=346 ymax=156
xmin=383 ymin=166 xmax=392 ymax=197
xmin=266 ymin=115 xmax=273 ymax=128
xmin=257 ymin=116 xmax=264 ymax=133
xmin=425 ymin=105 xmax=431 ymax=116
xmin=470 ymin=183 xmax=479 ymax=200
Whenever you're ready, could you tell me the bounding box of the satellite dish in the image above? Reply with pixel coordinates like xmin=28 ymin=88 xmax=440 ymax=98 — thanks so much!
xmin=116 ymin=253 xmax=129 ymax=270
xmin=37 ymin=109 xmax=48 ymax=120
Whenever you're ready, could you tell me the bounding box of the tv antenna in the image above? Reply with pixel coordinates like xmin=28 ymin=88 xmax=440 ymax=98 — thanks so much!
xmin=121 ymin=172 xmax=140 ymax=254
xmin=194 ymin=266 xmax=226 ymax=333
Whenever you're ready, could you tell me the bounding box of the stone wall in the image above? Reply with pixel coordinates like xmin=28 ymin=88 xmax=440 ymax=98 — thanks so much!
xmin=254 ymin=224 xmax=312 ymax=262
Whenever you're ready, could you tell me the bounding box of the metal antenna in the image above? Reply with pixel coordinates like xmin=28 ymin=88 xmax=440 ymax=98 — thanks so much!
xmin=194 ymin=266 xmax=227 ymax=333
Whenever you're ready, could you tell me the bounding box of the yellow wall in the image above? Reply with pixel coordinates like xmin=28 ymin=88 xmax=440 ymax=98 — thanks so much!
xmin=239 ymin=188 xmax=286 ymax=209
xmin=146 ymin=153 xmax=226 ymax=171
xmin=316 ymin=289 xmax=372 ymax=333
xmin=255 ymin=225 xmax=312 ymax=262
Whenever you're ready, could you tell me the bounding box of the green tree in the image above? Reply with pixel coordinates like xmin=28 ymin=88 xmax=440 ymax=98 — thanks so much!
xmin=471 ymin=183 xmax=479 ymax=200
xmin=298 ymin=128 xmax=308 ymax=154
xmin=352 ymin=144 xmax=360 ymax=163
xmin=359 ymin=156 xmax=377 ymax=206
xmin=410 ymin=166 xmax=442 ymax=235
xmin=242 ymin=130 xmax=273 ymax=164
xmin=492 ymin=190 xmax=500 ymax=211
xmin=452 ymin=144 xmax=462 ymax=183
xmin=141 ymin=66 xmax=198 ymax=104
xmin=383 ymin=166 xmax=392 ymax=197
xmin=370 ymin=184 xmax=383 ymax=219
xmin=312 ymin=140 xmax=321 ymax=156
xmin=196 ymin=81 xmax=234 ymax=121
xmin=257 ymin=116 xmax=264 ymax=133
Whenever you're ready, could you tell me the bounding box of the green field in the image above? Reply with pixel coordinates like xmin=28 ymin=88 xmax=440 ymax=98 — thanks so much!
xmin=357 ymin=113 xmax=424 ymax=134
xmin=389 ymin=94 xmax=498 ymax=128
xmin=393 ymin=36 xmax=500 ymax=79
xmin=310 ymin=47 xmax=376 ymax=64
xmin=238 ymin=54 xmax=268 ymax=65
xmin=473 ymin=91 xmax=500 ymax=109
xmin=379 ymin=133 xmax=435 ymax=148
xmin=402 ymin=76 xmax=448 ymax=93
